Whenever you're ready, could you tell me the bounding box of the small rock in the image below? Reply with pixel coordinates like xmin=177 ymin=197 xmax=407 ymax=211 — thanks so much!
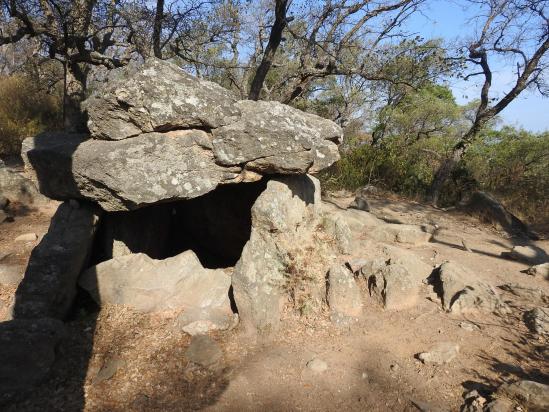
xmin=0 ymin=264 xmax=24 ymax=286
xmin=0 ymin=195 xmax=9 ymax=210
xmin=306 ymin=358 xmax=328 ymax=373
xmin=349 ymin=188 xmax=371 ymax=212
xmin=417 ymin=342 xmax=459 ymax=365
xmin=185 ymin=335 xmax=222 ymax=367
xmin=526 ymin=263 xmax=549 ymax=279
xmin=178 ymin=309 xmax=237 ymax=336
xmin=94 ymin=357 xmax=126 ymax=384
xmin=15 ymin=232 xmax=38 ymax=242
xmin=460 ymin=321 xmax=480 ymax=332
xmin=524 ymin=307 xmax=549 ymax=336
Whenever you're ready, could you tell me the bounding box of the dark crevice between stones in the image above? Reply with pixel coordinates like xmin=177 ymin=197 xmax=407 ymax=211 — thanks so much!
xmin=426 ymin=266 xmax=445 ymax=305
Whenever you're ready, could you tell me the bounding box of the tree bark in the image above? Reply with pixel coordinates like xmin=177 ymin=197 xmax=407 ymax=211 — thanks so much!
xmin=63 ymin=62 xmax=89 ymax=132
xmin=153 ymin=0 xmax=165 ymax=58
xmin=248 ymin=0 xmax=288 ymax=100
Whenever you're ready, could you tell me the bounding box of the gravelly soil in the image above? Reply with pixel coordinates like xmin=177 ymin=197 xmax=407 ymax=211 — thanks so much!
xmin=1 ymin=193 xmax=547 ymax=412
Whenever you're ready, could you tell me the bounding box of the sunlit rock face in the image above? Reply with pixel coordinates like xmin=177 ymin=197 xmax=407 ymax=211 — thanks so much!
xmin=24 ymin=59 xmax=342 ymax=212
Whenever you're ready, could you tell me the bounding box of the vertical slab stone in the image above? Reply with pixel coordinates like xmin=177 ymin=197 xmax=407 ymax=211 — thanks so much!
xmin=232 ymin=175 xmax=321 ymax=334
xmin=12 ymin=201 xmax=102 ymax=319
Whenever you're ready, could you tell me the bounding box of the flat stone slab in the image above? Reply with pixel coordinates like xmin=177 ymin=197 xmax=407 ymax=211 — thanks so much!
xmin=25 ymin=59 xmax=342 ymax=212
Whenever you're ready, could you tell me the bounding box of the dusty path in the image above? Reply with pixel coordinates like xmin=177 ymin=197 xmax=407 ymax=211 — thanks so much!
xmin=1 ymin=194 xmax=547 ymax=411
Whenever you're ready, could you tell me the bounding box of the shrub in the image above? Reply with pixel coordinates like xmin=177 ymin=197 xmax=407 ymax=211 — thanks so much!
xmin=0 ymin=75 xmax=62 ymax=156
xmin=321 ymin=127 xmax=549 ymax=226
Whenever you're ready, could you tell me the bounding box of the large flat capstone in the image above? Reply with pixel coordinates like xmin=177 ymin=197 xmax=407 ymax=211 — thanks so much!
xmin=24 ymin=59 xmax=342 ymax=211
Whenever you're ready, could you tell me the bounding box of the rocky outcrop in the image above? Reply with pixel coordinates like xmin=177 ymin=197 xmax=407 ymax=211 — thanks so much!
xmin=0 ymin=166 xmax=44 ymax=206
xmin=524 ymin=307 xmax=549 ymax=336
xmin=432 ymin=262 xmax=507 ymax=314
xmin=25 ymin=59 xmax=341 ymax=212
xmin=13 ymin=201 xmax=101 ymax=319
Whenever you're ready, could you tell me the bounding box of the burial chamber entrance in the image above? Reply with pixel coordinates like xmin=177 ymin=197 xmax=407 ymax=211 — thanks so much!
xmin=90 ymin=178 xmax=268 ymax=270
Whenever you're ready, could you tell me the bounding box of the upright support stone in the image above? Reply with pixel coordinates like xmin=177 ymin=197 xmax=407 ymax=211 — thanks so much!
xmin=12 ymin=201 xmax=102 ymax=319
xmin=232 ymin=175 xmax=322 ymax=334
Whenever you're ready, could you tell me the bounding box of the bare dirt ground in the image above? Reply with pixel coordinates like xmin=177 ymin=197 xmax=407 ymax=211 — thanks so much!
xmin=1 ymin=193 xmax=547 ymax=412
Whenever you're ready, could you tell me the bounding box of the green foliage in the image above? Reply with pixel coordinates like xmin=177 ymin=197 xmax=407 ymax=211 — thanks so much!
xmin=321 ymin=134 xmax=455 ymax=199
xmin=0 ymin=75 xmax=62 ymax=156
xmin=465 ymin=127 xmax=549 ymax=224
xmin=375 ymin=83 xmax=462 ymax=143
xmin=321 ymin=126 xmax=549 ymax=225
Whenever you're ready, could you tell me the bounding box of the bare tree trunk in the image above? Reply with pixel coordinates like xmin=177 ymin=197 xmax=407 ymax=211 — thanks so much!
xmin=64 ymin=62 xmax=88 ymax=132
xmin=248 ymin=0 xmax=288 ymax=100
xmin=153 ymin=0 xmax=165 ymax=58
xmin=428 ymin=144 xmax=466 ymax=206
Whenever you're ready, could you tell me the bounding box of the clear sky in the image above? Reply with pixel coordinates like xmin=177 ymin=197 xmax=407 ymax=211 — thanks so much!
xmin=405 ymin=0 xmax=549 ymax=132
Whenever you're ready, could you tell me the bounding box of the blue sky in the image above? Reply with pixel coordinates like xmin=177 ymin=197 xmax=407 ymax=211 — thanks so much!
xmin=405 ymin=0 xmax=548 ymax=132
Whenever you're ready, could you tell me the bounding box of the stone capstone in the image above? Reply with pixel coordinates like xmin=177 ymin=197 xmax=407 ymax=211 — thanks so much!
xmin=84 ymin=59 xmax=241 ymax=140
xmin=25 ymin=59 xmax=342 ymax=212
xmin=211 ymin=100 xmax=341 ymax=174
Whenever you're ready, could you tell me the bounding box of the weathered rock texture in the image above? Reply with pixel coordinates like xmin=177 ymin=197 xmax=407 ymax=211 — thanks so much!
xmin=524 ymin=307 xmax=549 ymax=336
xmin=0 ymin=166 xmax=44 ymax=206
xmin=232 ymin=175 xmax=326 ymax=333
xmin=327 ymin=264 xmax=363 ymax=324
xmin=79 ymin=250 xmax=232 ymax=318
xmin=25 ymin=59 xmax=342 ymax=212
xmin=432 ymin=262 xmax=507 ymax=314
xmin=13 ymin=201 xmax=101 ymax=319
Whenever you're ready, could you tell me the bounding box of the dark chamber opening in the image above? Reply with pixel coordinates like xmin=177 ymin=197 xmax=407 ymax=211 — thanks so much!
xmin=91 ymin=179 xmax=267 ymax=269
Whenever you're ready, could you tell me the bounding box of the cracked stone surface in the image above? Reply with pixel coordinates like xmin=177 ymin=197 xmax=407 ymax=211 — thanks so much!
xmin=24 ymin=59 xmax=342 ymax=211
